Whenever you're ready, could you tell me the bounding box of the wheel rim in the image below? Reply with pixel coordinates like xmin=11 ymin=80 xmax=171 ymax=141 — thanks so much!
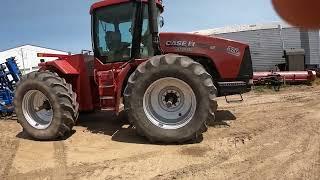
xmin=22 ymin=90 xmax=53 ymax=130
xmin=143 ymin=77 xmax=197 ymax=130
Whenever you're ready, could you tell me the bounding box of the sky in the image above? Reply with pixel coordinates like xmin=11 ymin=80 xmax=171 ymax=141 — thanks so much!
xmin=0 ymin=0 xmax=283 ymax=53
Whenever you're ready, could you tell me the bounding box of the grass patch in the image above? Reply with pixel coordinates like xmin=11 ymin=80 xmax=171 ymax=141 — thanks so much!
xmin=312 ymin=78 xmax=320 ymax=86
xmin=253 ymin=85 xmax=268 ymax=93
xmin=252 ymin=83 xmax=313 ymax=94
xmin=252 ymin=85 xmax=277 ymax=93
xmin=252 ymin=78 xmax=320 ymax=94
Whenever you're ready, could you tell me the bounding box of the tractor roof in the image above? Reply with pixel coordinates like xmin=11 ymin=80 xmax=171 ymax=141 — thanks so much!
xmin=90 ymin=0 xmax=163 ymax=14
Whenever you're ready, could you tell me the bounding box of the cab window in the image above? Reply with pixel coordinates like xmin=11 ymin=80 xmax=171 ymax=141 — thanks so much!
xmin=94 ymin=3 xmax=136 ymax=63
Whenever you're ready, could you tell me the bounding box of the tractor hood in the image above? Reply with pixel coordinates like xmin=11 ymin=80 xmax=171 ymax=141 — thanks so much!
xmin=159 ymin=32 xmax=252 ymax=80
xmin=159 ymin=32 xmax=249 ymax=57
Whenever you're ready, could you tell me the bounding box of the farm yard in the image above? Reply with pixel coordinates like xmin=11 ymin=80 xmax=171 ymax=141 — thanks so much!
xmin=1 ymin=84 xmax=319 ymax=180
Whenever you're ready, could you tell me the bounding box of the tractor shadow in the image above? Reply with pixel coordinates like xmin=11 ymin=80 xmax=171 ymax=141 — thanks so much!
xmin=16 ymin=110 xmax=236 ymax=144
xmin=77 ymin=112 xmax=205 ymax=145
xmin=15 ymin=112 xmax=130 ymax=143
xmin=208 ymin=110 xmax=237 ymax=127
xmin=77 ymin=111 xmax=151 ymax=144
xmin=16 ymin=130 xmax=76 ymax=141
xmin=16 ymin=112 xmax=143 ymax=143
xmin=78 ymin=110 xmax=236 ymax=144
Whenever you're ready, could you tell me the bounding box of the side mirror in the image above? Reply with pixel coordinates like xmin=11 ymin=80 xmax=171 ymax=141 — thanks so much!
xmin=159 ymin=16 xmax=164 ymax=28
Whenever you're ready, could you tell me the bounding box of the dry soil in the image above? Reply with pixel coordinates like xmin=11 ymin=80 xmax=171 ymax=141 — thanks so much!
xmin=0 ymin=84 xmax=319 ymax=180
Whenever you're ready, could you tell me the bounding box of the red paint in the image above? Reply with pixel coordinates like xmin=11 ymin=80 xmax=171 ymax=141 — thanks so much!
xmin=39 ymin=60 xmax=78 ymax=75
xmin=253 ymin=71 xmax=316 ymax=84
xmin=90 ymin=0 xmax=163 ymax=14
xmin=115 ymin=63 xmax=131 ymax=113
xmin=39 ymin=54 xmax=95 ymax=111
xmin=37 ymin=33 xmax=251 ymax=112
xmin=36 ymin=1 xmax=252 ymax=114
xmin=160 ymin=32 xmax=249 ymax=80
xmin=93 ymin=59 xmax=144 ymax=112
xmin=96 ymin=69 xmax=116 ymax=110
xmin=92 ymin=58 xmax=137 ymax=111
xmin=37 ymin=53 xmax=70 ymax=59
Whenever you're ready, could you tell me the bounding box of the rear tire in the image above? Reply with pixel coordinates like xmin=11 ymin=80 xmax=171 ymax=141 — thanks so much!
xmin=14 ymin=71 xmax=79 ymax=140
xmin=124 ymin=54 xmax=217 ymax=143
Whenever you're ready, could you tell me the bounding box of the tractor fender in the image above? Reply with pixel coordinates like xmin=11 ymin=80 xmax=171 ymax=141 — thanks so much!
xmin=39 ymin=60 xmax=79 ymax=75
xmin=38 ymin=55 xmax=95 ymax=112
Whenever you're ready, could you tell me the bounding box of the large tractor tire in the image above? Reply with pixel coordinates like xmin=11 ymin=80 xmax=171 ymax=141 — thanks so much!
xmin=14 ymin=71 xmax=79 ymax=140
xmin=124 ymin=54 xmax=217 ymax=143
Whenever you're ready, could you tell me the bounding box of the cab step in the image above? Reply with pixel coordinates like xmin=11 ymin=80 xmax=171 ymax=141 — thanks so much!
xmin=218 ymin=81 xmax=250 ymax=96
xmin=101 ymin=107 xmax=116 ymax=111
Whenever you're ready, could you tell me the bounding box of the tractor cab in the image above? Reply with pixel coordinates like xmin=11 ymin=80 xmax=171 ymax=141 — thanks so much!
xmin=91 ymin=0 xmax=163 ymax=64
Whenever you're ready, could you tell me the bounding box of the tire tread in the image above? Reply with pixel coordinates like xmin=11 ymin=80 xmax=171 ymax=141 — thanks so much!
xmin=14 ymin=71 xmax=79 ymax=140
xmin=124 ymin=54 xmax=218 ymax=143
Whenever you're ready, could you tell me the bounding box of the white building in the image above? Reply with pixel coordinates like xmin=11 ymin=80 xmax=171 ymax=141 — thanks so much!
xmin=194 ymin=23 xmax=320 ymax=71
xmin=0 ymin=44 xmax=69 ymax=74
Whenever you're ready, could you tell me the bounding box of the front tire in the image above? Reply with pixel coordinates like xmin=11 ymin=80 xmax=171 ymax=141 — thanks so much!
xmin=14 ymin=71 xmax=79 ymax=140
xmin=124 ymin=54 xmax=217 ymax=143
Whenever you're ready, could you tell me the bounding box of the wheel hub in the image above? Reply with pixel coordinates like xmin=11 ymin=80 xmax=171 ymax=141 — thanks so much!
xmin=143 ymin=77 xmax=197 ymax=130
xmin=34 ymin=100 xmax=51 ymax=111
xmin=22 ymin=90 xmax=53 ymax=130
xmin=162 ymin=90 xmax=180 ymax=108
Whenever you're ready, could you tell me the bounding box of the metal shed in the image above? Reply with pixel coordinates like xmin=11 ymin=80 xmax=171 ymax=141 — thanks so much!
xmin=0 ymin=44 xmax=69 ymax=74
xmin=281 ymin=26 xmax=301 ymax=49
xmin=194 ymin=23 xmax=320 ymax=71
xmin=303 ymin=30 xmax=320 ymax=66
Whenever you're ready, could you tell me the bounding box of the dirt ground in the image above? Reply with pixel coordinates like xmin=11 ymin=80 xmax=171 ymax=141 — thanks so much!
xmin=0 ymin=84 xmax=319 ymax=180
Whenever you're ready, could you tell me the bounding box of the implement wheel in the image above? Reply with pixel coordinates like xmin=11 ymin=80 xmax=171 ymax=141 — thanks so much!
xmin=14 ymin=71 xmax=79 ymax=140
xmin=124 ymin=54 xmax=217 ymax=143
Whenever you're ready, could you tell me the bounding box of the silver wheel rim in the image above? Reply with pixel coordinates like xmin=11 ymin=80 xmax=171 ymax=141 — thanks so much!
xmin=22 ymin=90 xmax=53 ymax=130
xmin=143 ymin=77 xmax=197 ymax=130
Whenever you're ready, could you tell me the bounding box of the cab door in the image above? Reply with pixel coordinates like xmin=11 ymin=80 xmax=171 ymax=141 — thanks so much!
xmin=92 ymin=1 xmax=155 ymax=111
xmin=92 ymin=2 xmax=137 ymax=111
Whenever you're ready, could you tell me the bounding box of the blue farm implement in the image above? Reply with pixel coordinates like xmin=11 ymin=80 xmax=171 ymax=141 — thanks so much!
xmin=0 ymin=57 xmax=21 ymax=118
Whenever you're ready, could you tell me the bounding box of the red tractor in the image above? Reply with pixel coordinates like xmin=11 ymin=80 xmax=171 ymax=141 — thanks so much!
xmin=14 ymin=0 xmax=253 ymax=143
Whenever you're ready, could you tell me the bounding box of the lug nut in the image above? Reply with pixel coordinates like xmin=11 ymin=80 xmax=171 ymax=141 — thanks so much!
xmin=166 ymin=101 xmax=173 ymax=108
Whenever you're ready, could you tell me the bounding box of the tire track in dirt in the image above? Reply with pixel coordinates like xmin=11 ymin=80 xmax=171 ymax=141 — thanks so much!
xmin=0 ymin=139 xmax=20 ymax=180
xmin=303 ymin=103 xmax=320 ymax=180
xmin=71 ymin=88 xmax=320 ymax=179
xmin=2 ymin=85 xmax=320 ymax=179
xmin=274 ymin=133 xmax=312 ymax=179
xmin=170 ymin=98 xmax=318 ymax=180
xmin=306 ymin=136 xmax=320 ymax=180
xmin=9 ymin=150 xmax=159 ymax=179
xmin=310 ymin=122 xmax=320 ymax=180
xmin=246 ymin=107 xmax=319 ymax=179
xmin=151 ymin=155 xmax=232 ymax=180
xmin=208 ymin=119 xmax=309 ymax=179
xmin=67 ymin=150 xmax=161 ymax=179
xmin=53 ymin=141 xmax=68 ymax=180
xmin=234 ymin=99 xmax=320 ymax=179
xmin=315 ymin=141 xmax=320 ymax=180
